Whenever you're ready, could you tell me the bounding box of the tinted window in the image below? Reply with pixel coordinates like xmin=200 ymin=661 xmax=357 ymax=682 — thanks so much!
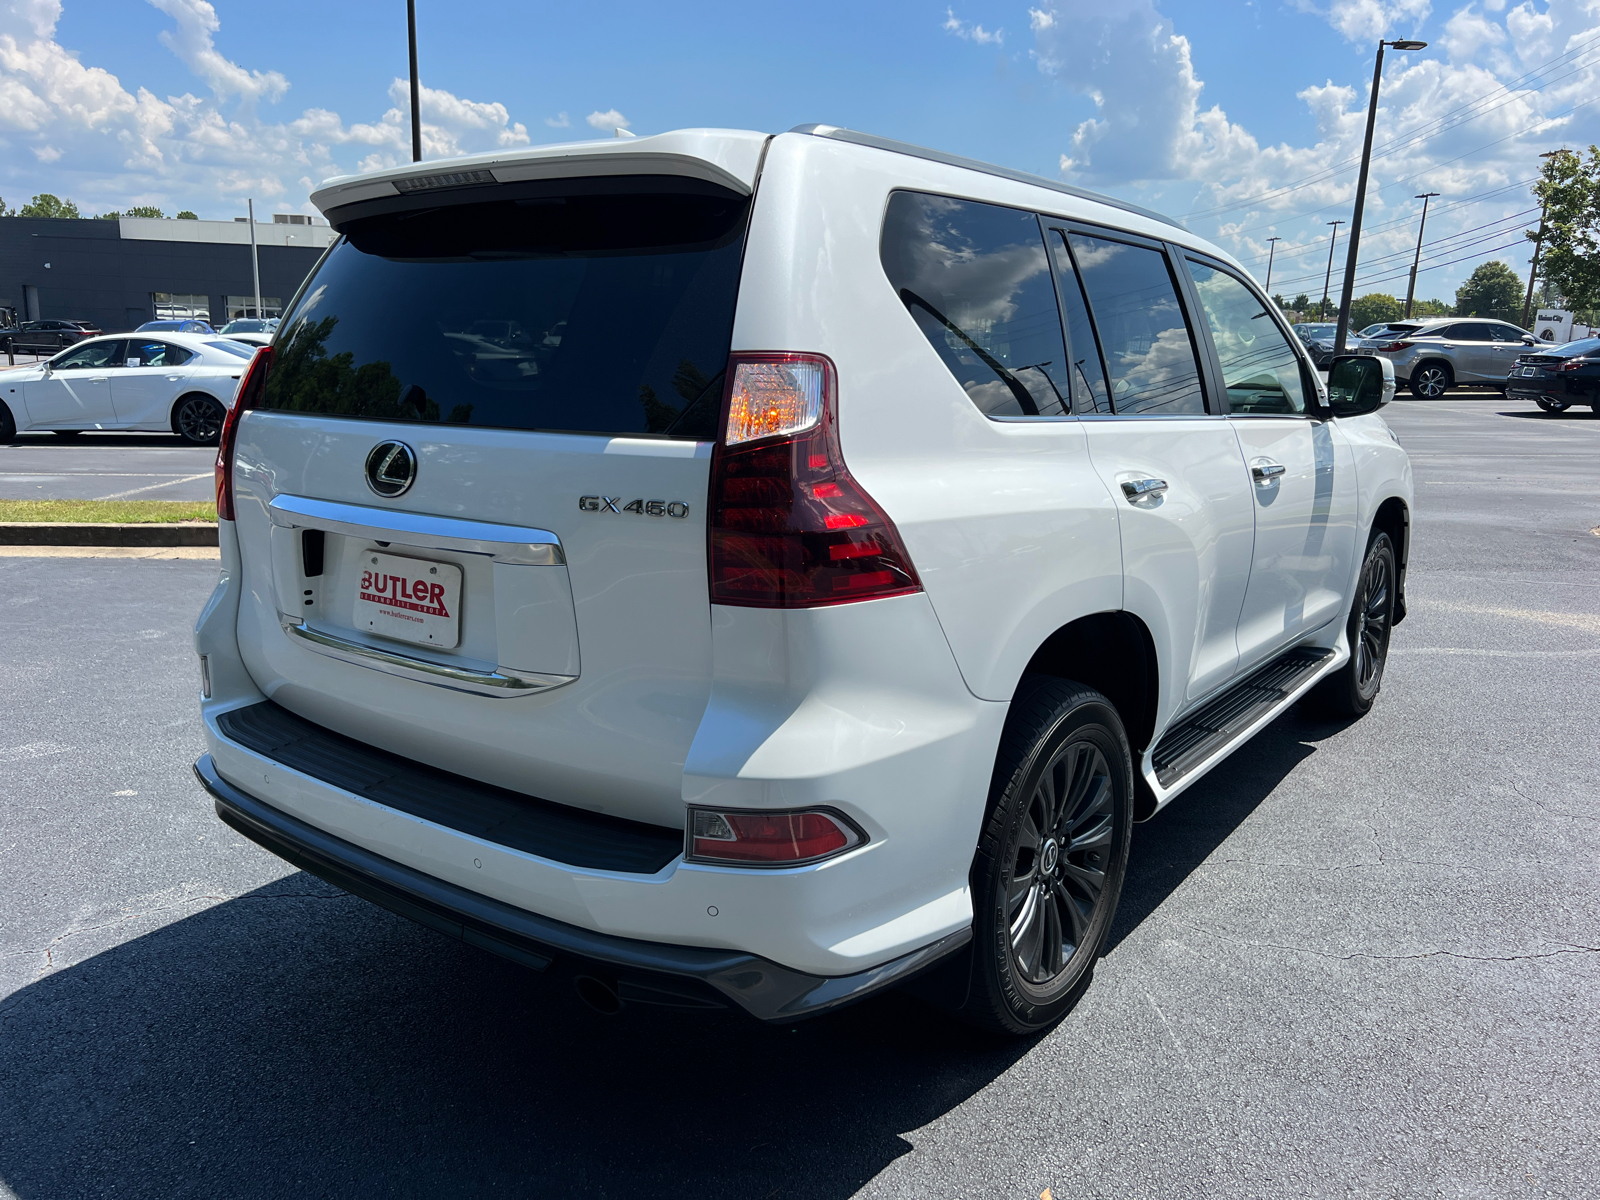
xmin=1065 ymin=233 xmax=1206 ymax=416
xmin=206 ymin=339 xmax=257 ymax=358
xmin=126 ymin=340 xmax=191 ymax=367
xmin=1047 ymin=231 xmax=1111 ymax=414
xmin=1446 ymin=323 xmax=1493 ymax=340
xmin=1486 ymin=324 xmax=1525 ymax=342
xmin=261 ymin=187 xmax=749 ymax=437
xmin=52 ymin=340 xmax=120 ymax=369
xmin=881 ymin=191 xmax=1070 ymax=418
xmin=1188 ymin=261 xmax=1307 ymax=416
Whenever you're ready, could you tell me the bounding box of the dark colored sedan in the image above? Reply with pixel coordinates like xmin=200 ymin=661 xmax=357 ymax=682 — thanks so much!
xmin=1 ymin=319 xmax=102 ymax=352
xmin=1506 ymin=336 xmax=1600 ymax=414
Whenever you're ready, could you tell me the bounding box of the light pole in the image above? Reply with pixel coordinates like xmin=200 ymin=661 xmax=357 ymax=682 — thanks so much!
xmin=1264 ymin=236 xmax=1283 ymax=298
xmin=247 ymin=197 xmax=262 ymax=321
xmin=1522 ymin=149 xmax=1567 ymax=329
xmin=1403 ymin=192 xmax=1439 ymax=318
xmin=407 ymin=0 xmax=422 ymax=162
xmin=1333 ymin=37 xmax=1429 ymax=355
xmin=1321 ymin=220 xmax=1345 ymax=321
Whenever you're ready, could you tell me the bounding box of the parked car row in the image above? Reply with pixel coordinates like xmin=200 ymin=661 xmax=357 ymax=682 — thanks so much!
xmin=1 ymin=319 xmax=104 ymax=352
xmin=1505 ymin=335 xmax=1600 ymax=413
xmin=0 ymin=331 xmax=256 ymax=445
xmin=2 ymin=316 xmax=277 ymax=352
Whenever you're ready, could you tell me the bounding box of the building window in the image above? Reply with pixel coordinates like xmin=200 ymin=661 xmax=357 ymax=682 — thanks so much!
xmin=225 ymin=295 xmax=284 ymax=320
xmin=153 ymin=293 xmax=212 ymax=321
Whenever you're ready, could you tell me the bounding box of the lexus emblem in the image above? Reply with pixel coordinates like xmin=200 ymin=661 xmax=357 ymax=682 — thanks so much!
xmin=364 ymin=441 xmax=417 ymax=498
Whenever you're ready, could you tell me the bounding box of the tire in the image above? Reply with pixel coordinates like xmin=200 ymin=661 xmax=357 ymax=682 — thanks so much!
xmin=963 ymin=678 xmax=1134 ymax=1036
xmin=1305 ymin=532 xmax=1397 ymax=718
xmin=1409 ymin=361 xmax=1453 ymax=399
xmin=173 ymin=394 xmax=226 ymax=446
xmin=1536 ymin=397 xmax=1569 ymax=414
xmin=0 ymin=401 xmax=14 ymax=444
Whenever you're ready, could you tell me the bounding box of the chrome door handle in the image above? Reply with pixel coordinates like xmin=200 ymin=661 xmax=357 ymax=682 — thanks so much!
xmin=1251 ymin=462 xmax=1287 ymax=481
xmin=1120 ymin=478 xmax=1168 ymax=501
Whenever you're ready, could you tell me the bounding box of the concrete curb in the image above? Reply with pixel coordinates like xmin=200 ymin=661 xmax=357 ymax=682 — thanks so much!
xmin=0 ymin=522 xmax=219 ymax=547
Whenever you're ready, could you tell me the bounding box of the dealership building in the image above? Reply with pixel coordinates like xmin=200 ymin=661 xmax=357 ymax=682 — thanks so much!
xmin=0 ymin=214 xmax=336 ymax=333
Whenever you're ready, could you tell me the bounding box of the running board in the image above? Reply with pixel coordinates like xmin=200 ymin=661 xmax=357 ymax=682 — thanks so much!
xmin=1150 ymin=646 xmax=1334 ymax=788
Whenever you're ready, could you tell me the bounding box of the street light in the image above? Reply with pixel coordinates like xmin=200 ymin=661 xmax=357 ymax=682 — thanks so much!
xmin=1321 ymin=220 xmax=1345 ymax=321
xmin=407 ymin=0 xmax=422 ymax=162
xmin=1522 ymin=149 xmax=1568 ymax=328
xmin=1333 ymin=37 xmax=1429 ymax=355
xmin=1404 ymin=192 xmax=1439 ymax=318
xmin=1264 ymin=236 xmax=1283 ymax=298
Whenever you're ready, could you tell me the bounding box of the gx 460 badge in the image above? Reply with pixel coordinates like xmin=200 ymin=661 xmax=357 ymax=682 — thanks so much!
xmin=579 ymin=496 xmax=690 ymax=518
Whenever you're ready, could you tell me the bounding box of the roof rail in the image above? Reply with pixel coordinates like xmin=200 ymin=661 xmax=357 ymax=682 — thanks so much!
xmin=788 ymin=125 xmax=1181 ymax=231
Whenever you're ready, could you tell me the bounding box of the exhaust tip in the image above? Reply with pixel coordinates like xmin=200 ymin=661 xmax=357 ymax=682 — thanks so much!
xmin=574 ymin=975 xmax=623 ymax=1015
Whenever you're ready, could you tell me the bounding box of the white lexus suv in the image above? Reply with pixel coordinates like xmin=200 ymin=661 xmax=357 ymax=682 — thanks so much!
xmin=193 ymin=127 xmax=1412 ymax=1034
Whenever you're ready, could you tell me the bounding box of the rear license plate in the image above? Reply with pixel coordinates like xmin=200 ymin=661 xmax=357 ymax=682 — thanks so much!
xmin=354 ymin=550 xmax=461 ymax=649
xmin=1357 ymin=347 xmax=1375 ymax=355
xmin=1521 ymin=366 xmax=1537 ymax=376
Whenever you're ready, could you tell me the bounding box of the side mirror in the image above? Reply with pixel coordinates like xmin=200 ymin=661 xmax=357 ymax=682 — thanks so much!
xmin=1327 ymin=354 xmax=1394 ymax=417
xmin=1522 ymin=334 xmax=1538 ymax=345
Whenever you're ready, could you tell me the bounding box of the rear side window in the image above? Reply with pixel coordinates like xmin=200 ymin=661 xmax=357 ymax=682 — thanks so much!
xmin=1064 ymin=233 xmax=1207 ymax=416
xmin=262 ymin=187 xmax=750 ymax=438
xmin=880 ymin=191 xmax=1070 ymax=418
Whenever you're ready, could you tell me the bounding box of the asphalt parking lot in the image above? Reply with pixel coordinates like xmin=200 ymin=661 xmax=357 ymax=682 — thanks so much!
xmin=1 ymin=398 xmax=1597 ymax=1198
xmin=0 ymin=432 xmax=216 ymax=502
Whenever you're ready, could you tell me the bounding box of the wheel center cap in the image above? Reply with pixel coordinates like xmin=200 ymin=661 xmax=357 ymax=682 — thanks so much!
xmin=1041 ymin=839 xmax=1060 ymax=875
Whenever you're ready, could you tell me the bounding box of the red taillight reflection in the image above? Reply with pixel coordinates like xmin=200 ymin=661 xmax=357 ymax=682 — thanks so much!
xmin=215 ymin=346 xmax=273 ymax=522
xmin=688 ymin=808 xmax=864 ymax=866
xmin=708 ymin=354 xmax=921 ymax=608
xmin=1375 ymin=341 xmax=1410 ymax=352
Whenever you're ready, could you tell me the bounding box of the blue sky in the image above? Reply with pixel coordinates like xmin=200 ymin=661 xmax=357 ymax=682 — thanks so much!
xmin=4 ymin=0 xmax=1598 ymax=304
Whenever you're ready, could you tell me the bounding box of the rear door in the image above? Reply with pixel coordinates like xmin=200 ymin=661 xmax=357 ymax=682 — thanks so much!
xmin=1183 ymin=255 xmax=1358 ymax=668
xmin=1444 ymin=322 xmax=1499 ymax=381
xmin=112 ymin=338 xmax=193 ymax=425
xmin=228 ymin=181 xmax=749 ymax=828
xmin=1046 ymin=224 xmax=1256 ymax=710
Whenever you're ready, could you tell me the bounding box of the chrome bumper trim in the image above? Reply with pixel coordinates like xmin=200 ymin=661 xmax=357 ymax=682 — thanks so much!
xmin=281 ymin=618 xmax=574 ymax=697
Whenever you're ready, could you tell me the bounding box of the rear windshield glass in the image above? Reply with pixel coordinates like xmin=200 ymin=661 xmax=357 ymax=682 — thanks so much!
xmin=262 ymin=186 xmax=750 ymax=438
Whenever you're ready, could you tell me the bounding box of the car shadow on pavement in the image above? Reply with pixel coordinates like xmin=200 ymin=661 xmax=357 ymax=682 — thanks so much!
xmin=1496 ymin=409 xmax=1599 ymax=420
xmin=1105 ymin=707 xmax=1353 ymax=955
xmin=2 ymin=432 xmax=193 ymax=447
xmin=0 ymin=874 xmax=1032 ymax=1198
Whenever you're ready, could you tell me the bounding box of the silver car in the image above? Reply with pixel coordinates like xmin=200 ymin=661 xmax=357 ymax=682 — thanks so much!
xmin=1356 ymin=317 xmax=1536 ymax=398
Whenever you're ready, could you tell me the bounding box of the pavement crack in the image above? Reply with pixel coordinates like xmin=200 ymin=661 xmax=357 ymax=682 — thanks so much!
xmin=1173 ymin=920 xmax=1600 ymax=965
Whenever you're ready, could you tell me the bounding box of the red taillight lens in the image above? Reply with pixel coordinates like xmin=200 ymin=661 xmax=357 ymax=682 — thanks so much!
xmin=215 ymin=346 xmax=272 ymax=521
xmin=1375 ymin=341 xmax=1410 ymax=352
xmin=687 ymin=808 xmax=864 ymax=866
xmin=1560 ymin=358 xmax=1588 ymax=372
xmin=708 ymin=354 xmax=921 ymax=608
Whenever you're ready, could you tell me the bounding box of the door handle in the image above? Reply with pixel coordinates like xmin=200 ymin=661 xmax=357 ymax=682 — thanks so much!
xmin=1120 ymin=478 xmax=1168 ymax=502
xmin=1251 ymin=462 xmax=1287 ymax=482
xmin=167 ymin=375 xmax=182 ymax=381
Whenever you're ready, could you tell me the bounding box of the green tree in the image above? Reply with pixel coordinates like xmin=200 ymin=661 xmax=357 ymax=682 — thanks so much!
xmin=97 ymin=211 xmax=122 ymax=220
xmin=1454 ymin=260 xmax=1523 ymax=322
xmin=0 ymin=196 xmax=16 ymax=217
xmin=1530 ymin=146 xmax=1600 ymax=314
xmin=125 ymin=205 xmax=165 ymax=219
xmin=1410 ymin=298 xmax=1452 ymax=317
xmin=19 ymin=193 xmax=80 ymax=218
xmin=1349 ymin=293 xmax=1403 ymax=330
xmin=176 ymin=211 xmax=198 ymax=220
xmin=1290 ymin=293 xmax=1311 ymax=313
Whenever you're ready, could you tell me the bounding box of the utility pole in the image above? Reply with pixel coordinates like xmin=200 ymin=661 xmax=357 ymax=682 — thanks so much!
xmin=1264 ymin=237 xmax=1283 ymax=298
xmin=1404 ymin=192 xmax=1439 ymax=318
xmin=1334 ymin=37 xmax=1428 ymax=355
xmin=1321 ymin=220 xmax=1345 ymax=321
xmin=407 ymin=0 xmax=422 ymax=162
xmin=247 ymin=197 xmax=262 ymax=321
xmin=1522 ymin=149 xmax=1566 ymax=329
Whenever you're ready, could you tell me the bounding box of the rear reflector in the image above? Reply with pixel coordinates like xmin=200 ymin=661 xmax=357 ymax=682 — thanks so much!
xmin=215 ymin=345 xmax=272 ymax=522
xmin=709 ymin=354 xmax=921 ymax=608
xmin=687 ymin=807 xmax=865 ymax=867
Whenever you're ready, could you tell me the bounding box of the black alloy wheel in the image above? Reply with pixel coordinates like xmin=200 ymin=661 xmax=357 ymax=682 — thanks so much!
xmin=1409 ymin=363 xmax=1452 ymax=399
xmin=175 ymin=395 xmax=226 ymax=446
xmin=964 ymin=679 xmax=1133 ymax=1035
xmin=1306 ymin=531 xmax=1397 ymax=717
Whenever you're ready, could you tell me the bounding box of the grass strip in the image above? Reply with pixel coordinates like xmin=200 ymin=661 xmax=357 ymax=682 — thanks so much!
xmin=0 ymin=499 xmax=217 ymax=524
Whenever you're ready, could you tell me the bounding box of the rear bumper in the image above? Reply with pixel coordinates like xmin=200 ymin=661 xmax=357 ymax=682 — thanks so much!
xmin=195 ymin=753 xmax=968 ymax=1021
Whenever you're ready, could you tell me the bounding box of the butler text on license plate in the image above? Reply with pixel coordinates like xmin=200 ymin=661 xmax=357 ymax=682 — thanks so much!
xmin=355 ymin=551 xmax=461 ymax=648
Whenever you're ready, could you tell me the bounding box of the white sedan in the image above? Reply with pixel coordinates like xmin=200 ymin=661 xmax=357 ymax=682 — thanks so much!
xmin=0 ymin=331 xmax=259 ymax=446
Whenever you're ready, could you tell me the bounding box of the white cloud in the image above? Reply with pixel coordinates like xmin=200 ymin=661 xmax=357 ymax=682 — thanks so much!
xmin=1028 ymin=8 xmax=1056 ymax=31
xmin=0 ymin=0 xmax=571 ymax=218
xmin=944 ymin=8 xmax=1004 ymax=45
xmin=545 ymin=111 xmax=570 ymax=128
xmin=585 ymin=108 xmax=629 ymax=133
xmin=1441 ymin=5 xmax=1508 ymax=60
xmin=1292 ymin=0 xmax=1433 ymax=43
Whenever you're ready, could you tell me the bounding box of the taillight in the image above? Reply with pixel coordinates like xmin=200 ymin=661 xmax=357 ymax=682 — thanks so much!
xmin=708 ymin=353 xmax=921 ymax=607
xmin=687 ymin=807 xmax=865 ymax=867
xmin=1560 ymin=358 xmax=1589 ymax=373
xmin=1375 ymin=340 xmax=1411 ymax=352
xmin=215 ymin=346 xmax=272 ymax=521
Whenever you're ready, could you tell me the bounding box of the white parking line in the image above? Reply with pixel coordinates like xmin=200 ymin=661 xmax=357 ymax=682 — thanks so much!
xmin=96 ymin=473 xmax=214 ymax=500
